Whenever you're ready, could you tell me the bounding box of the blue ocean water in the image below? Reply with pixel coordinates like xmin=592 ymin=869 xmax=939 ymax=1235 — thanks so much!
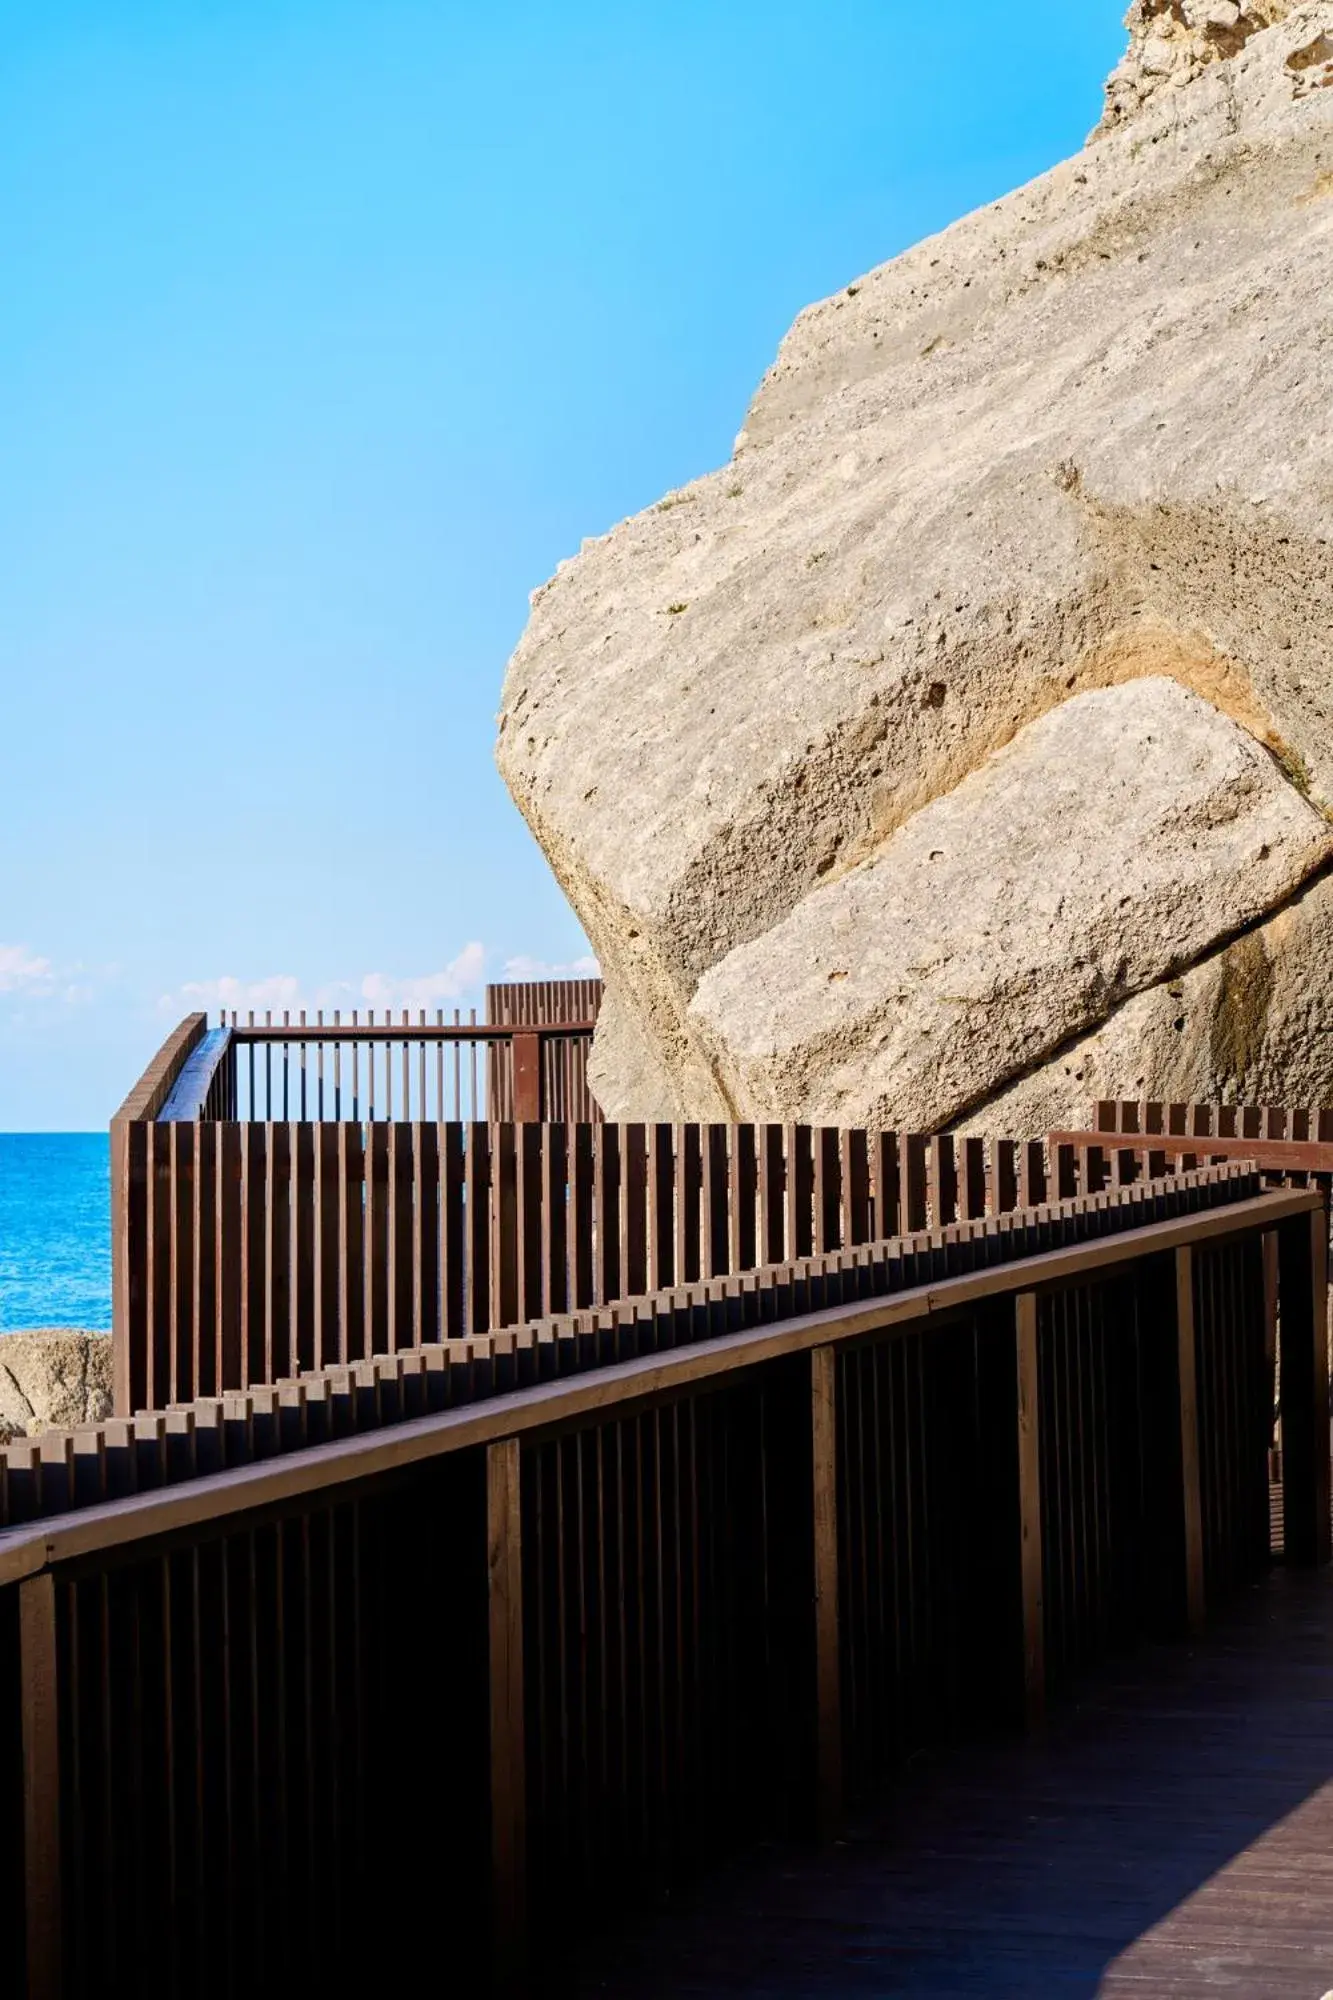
xmin=0 ymin=1134 xmax=112 ymax=1331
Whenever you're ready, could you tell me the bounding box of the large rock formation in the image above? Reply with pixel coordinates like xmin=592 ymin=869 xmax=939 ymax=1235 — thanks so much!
xmin=498 ymin=2 xmax=1333 ymax=1135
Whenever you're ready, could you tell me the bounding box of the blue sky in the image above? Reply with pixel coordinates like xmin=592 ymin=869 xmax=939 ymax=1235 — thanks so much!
xmin=0 ymin=0 xmax=1126 ymax=1128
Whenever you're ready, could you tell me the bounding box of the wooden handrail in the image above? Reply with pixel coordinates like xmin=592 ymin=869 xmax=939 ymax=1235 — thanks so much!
xmin=4 ymin=1161 xmax=1323 ymax=1991
xmin=225 ymin=1019 xmax=599 ymax=1043
xmin=110 ymin=1012 xmax=208 ymax=1124
xmin=2 ymin=1172 xmax=1312 ymax=1579
xmin=1052 ymin=1129 xmax=1333 ymax=1175
xmin=157 ymin=1027 xmax=233 ymax=1121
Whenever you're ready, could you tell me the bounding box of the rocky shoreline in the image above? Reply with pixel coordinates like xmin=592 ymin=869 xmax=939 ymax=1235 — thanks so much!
xmin=0 ymin=1328 xmax=114 ymax=1440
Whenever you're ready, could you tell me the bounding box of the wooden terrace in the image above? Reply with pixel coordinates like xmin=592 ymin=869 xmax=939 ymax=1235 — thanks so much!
xmin=579 ymin=1562 xmax=1333 ymax=1996
xmin=4 ymin=994 xmax=1333 ymax=1997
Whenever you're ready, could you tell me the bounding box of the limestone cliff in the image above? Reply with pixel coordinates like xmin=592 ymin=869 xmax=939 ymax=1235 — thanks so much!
xmin=498 ymin=2 xmax=1333 ymax=1135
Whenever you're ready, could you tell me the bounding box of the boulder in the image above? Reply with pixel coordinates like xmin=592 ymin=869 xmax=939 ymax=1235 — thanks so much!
xmin=688 ymin=681 xmax=1333 ymax=1130
xmin=0 ymin=1331 xmax=114 ymax=1439
xmin=498 ymin=2 xmax=1333 ymax=1131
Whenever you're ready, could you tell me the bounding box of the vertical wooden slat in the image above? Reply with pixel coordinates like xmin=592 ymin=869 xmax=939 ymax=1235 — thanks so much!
xmin=314 ymin=1124 xmax=339 ymax=1370
xmin=1175 ymin=1245 xmax=1206 ymax=1633
xmin=904 ymin=1135 xmax=929 ymax=1233
xmin=292 ymin=1122 xmax=315 ymax=1375
xmin=242 ymin=1124 xmax=267 ymax=1392
xmin=364 ymin=1123 xmax=388 ymax=1360
xmin=170 ymin=1121 xmax=195 ymax=1405
xmin=512 ymin=1031 xmax=541 ymax=1123
xmin=962 ymin=1138 xmax=987 ymax=1220
xmin=759 ymin=1125 xmax=786 ymax=1263
xmin=218 ymin=1122 xmax=242 ymax=1392
xmin=389 ymin=1124 xmax=415 ymax=1350
xmin=622 ymin=1124 xmax=649 ymax=1300
xmin=810 ymin=1347 xmax=841 ymax=1839
xmin=874 ymin=1133 xmax=901 ymax=1242
xmin=704 ymin=1126 xmax=730 ymax=1277
xmin=110 ymin=1116 xmax=134 ymax=1416
xmin=20 ymin=1571 xmax=61 ymax=2000
xmin=488 ymin=1439 xmax=527 ymax=1990
xmin=491 ymin=1123 xmax=519 ymax=1331
xmin=731 ymin=1124 xmax=758 ymax=1274
xmin=195 ymin=1120 xmax=217 ymax=1401
xmin=931 ymin=1136 xmax=958 ymax=1227
xmin=541 ymin=1123 xmax=569 ymax=1317
xmin=339 ymin=1122 xmax=365 ymax=1364
xmin=676 ymin=1124 xmax=702 ymax=1286
xmin=645 ymin=1124 xmax=674 ymax=1295
xmin=1279 ymin=1204 xmax=1332 ymax=1567
xmin=813 ymin=1129 xmax=841 ymax=1254
xmin=595 ymin=1125 xmax=623 ymax=1306
xmin=842 ymin=1130 xmax=871 ymax=1247
xmin=787 ymin=1126 xmax=814 ymax=1261
xmin=440 ymin=1124 xmax=465 ymax=1340
xmin=466 ymin=1125 xmax=492 ymax=1336
xmin=572 ymin=1124 xmax=596 ymax=1309
xmin=1015 ymin=1292 xmax=1045 ymax=1724
xmin=517 ymin=1123 xmax=545 ymax=1323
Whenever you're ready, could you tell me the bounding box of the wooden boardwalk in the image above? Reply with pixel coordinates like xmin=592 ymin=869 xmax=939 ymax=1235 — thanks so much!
xmin=575 ymin=1566 xmax=1333 ymax=1998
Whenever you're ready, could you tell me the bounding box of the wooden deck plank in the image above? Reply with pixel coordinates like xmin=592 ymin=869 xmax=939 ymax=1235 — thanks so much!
xmin=574 ymin=1567 xmax=1333 ymax=1997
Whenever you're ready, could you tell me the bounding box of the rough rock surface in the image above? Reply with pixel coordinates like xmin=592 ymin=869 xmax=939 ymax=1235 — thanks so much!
xmin=498 ymin=2 xmax=1333 ymax=1134
xmin=959 ymin=869 xmax=1333 ymax=1133
xmin=689 ymin=681 xmax=1333 ymax=1131
xmin=0 ymin=1331 xmax=114 ymax=1441
xmin=1096 ymin=1 xmax=1308 ymax=135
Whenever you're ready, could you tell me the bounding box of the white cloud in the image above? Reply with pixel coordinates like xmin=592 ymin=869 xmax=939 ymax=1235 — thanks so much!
xmin=163 ymin=973 xmax=305 ymax=1018
xmin=502 ymin=953 xmax=600 ymax=981
xmin=356 ymin=942 xmax=487 ymax=1013
xmin=158 ymin=943 xmax=490 ymax=1022
xmin=0 ymin=946 xmax=100 ymax=1009
xmin=0 ymin=944 xmax=56 ymax=996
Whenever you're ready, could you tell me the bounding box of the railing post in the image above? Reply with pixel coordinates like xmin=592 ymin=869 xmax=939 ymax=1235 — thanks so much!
xmin=1142 ymin=1247 xmax=1205 ymax=1636
xmin=110 ymin=1115 xmax=133 ymax=1417
xmin=1014 ymin=1292 xmax=1045 ymax=1725
xmin=810 ymin=1346 xmax=842 ymax=1838
xmin=1279 ymin=1204 xmax=1332 ymax=1567
xmin=20 ymin=1572 xmax=61 ymax=2000
xmin=512 ymin=1033 xmax=541 ymax=1123
xmin=1174 ymin=1245 xmax=1206 ymax=1634
xmin=488 ymin=1438 xmax=527 ymax=1991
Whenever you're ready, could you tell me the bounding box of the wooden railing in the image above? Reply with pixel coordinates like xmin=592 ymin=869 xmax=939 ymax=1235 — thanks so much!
xmin=158 ymin=987 xmax=603 ymax=1125
xmin=1073 ymin=1097 xmax=1333 ymax=1186
xmin=110 ymin=984 xmax=603 ymax=1413
xmin=109 ymin=1073 xmax=1224 ymax=1416
xmin=1 ymin=1166 xmax=1326 ymax=1994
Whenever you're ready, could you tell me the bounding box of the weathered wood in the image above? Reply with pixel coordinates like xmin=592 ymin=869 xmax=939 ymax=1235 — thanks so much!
xmin=1279 ymin=1203 xmax=1332 ymax=1568
xmin=20 ymin=1572 xmax=61 ymax=2000
xmin=0 ymin=1174 xmax=1298 ymax=1578
xmin=1175 ymin=1244 xmax=1207 ymax=1634
xmin=810 ymin=1346 xmax=842 ymax=1839
xmin=488 ymin=1438 xmax=527 ymax=1988
xmin=511 ymin=1031 xmax=542 ymax=1123
xmin=1015 ymin=1290 xmax=1045 ymax=1723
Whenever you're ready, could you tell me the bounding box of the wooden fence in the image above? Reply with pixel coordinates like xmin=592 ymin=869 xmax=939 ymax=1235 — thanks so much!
xmin=111 ymin=1077 xmax=1217 ymax=1416
xmin=1 ymin=1165 xmax=1326 ymax=1996
xmin=110 ymin=988 xmax=601 ymax=1413
xmin=1074 ymin=1098 xmax=1333 ymax=1187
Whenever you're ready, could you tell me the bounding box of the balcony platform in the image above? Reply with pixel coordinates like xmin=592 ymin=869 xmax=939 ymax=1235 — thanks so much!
xmin=579 ymin=1561 xmax=1333 ymax=1998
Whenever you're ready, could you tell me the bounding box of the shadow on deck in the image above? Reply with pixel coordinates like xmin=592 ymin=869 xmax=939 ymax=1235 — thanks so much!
xmin=576 ymin=1564 xmax=1333 ymax=1998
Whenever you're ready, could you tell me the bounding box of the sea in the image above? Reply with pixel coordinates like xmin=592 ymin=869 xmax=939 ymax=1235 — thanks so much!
xmin=0 ymin=1133 xmax=112 ymax=1332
